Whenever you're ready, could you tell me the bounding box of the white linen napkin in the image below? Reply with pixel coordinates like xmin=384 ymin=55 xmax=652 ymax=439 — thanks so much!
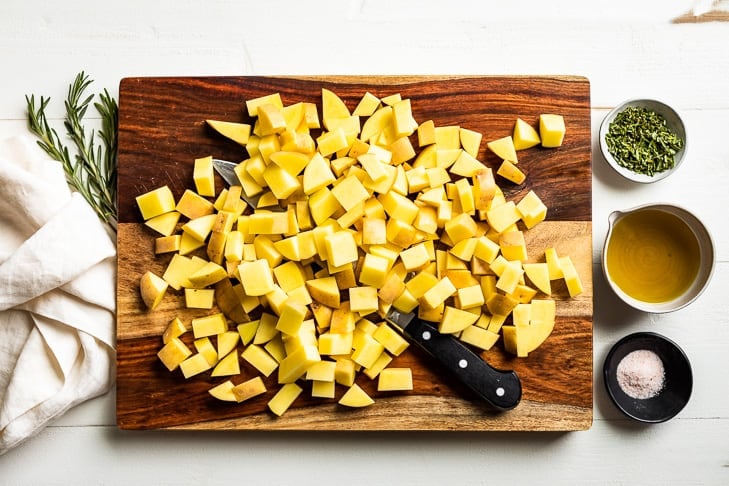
xmin=0 ymin=135 xmax=116 ymax=456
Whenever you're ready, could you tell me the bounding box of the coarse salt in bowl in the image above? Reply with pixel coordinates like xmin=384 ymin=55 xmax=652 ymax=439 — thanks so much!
xmin=603 ymin=332 xmax=693 ymax=423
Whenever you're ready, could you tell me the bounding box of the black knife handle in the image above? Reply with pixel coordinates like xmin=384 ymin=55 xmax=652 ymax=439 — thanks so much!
xmin=404 ymin=318 xmax=522 ymax=410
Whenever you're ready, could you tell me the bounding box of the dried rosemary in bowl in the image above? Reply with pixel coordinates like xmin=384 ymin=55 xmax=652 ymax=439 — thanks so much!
xmin=604 ymin=106 xmax=684 ymax=177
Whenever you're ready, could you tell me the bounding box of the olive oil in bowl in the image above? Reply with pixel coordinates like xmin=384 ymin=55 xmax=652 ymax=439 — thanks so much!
xmin=603 ymin=204 xmax=715 ymax=313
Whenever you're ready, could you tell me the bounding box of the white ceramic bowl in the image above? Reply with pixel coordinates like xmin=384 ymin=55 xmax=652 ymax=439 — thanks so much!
xmin=602 ymin=203 xmax=715 ymax=313
xmin=599 ymin=99 xmax=686 ymax=183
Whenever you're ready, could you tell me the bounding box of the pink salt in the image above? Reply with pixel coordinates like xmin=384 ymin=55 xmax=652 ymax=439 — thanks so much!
xmin=616 ymin=349 xmax=665 ymax=399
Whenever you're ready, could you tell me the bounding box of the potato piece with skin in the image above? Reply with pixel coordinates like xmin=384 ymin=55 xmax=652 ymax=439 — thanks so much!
xmin=140 ymin=271 xmax=168 ymax=310
xmin=497 ymin=160 xmax=526 ymax=185
xmin=157 ymin=337 xmax=192 ymax=371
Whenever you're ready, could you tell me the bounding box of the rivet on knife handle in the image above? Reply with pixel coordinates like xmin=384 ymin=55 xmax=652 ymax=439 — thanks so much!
xmin=398 ymin=316 xmax=522 ymax=411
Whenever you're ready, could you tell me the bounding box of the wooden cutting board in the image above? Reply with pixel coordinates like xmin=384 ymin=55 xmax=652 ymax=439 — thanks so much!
xmin=116 ymin=75 xmax=593 ymax=431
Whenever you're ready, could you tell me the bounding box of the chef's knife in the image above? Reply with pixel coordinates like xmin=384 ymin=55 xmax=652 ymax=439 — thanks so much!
xmin=212 ymin=158 xmax=265 ymax=209
xmin=386 ymin=308 xmax=522 ymax=411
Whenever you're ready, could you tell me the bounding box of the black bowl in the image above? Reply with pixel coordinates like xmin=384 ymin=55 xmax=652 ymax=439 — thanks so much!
xmin=603 ymin=332 xmax=693 ymax=423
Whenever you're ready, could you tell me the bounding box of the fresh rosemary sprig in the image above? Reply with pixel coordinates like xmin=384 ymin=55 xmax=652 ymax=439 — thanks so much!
xmin=25 ymin=72 xmax=118 ymax=231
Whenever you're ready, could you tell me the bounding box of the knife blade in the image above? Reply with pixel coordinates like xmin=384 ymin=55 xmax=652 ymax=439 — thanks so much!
xmin=386 ymin=308 xmax=522 ymax=411
xmin=212 ymin=158 xmax=267 ymax=210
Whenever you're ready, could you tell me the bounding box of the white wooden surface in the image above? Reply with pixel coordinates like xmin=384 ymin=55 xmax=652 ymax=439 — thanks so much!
xmin=2 ymin=0 xmax=728 ymax=483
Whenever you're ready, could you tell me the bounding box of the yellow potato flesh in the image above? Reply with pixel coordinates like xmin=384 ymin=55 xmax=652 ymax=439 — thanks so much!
xmin=143 ymin=89 xmax=583 ymax=416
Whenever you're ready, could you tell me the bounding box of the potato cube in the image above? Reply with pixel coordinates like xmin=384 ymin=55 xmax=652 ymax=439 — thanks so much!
xmin=497 ymin=160 xmax=526 ymax=185
xmin=444 ymin=213 xmax=478 ymax=244
xmin=246 ymin=93 xmax=283 ymax=117
xmin=420 ymin=276 xmax=457 ymax=310
xmin=499 ymin=230 xmax=528 ymax=262
xmin=136 ymin=185 xmax=176 ymax=220
xmin=306 ymin=360 xmax=337 ymax=382
xmin=193 ymin=155 xmax=215 ymax=197
xmin=334 ymin=358 xmax=357 ymax=387
xmin=302 ymin=152 xmax=336 ymax=195
xmin=241 ymin=344 xmax=279 ymax=377
xmin=358 ymin=253 xmax=390 ymax=288
xmin=362 ymin=353 xmax=393 ymax=379
xmin=353 ymin=91 xmax=381 ymax=117
xmin=486 ymin=201 xmax=521 ymax=233
xmin=455 ymin=284 xmax=485 ymax=309
xmin=157 ymin=337 xmax=192 ymax=371
xmin=318 ymin=331 xmax=354 ymax=356
xmin=232 ymin=376 xmax=267 ymax=403
xmin=439 ymin=305 xmax=480 ymax=334
xmin=545 ymin=247 xmax=563 ymax=280
xmin=459 ymin=325 xmax=500 ymax=351
xmin=349 ymin=286 xmax=379 ymax=314
xmin=176 ymin=189 xmax=214 ymax=220
xmin=495 ymin=262 xmax=525 ymax=295
xmin=188 ymin=261 xmax=227 ymax=287
xmin=184 ymin=288 xmax=215 ymax=309
xmin=351 ymin=333 xmax=385 ymax=369
xmin=539 ymin=114 xmax=566 ymax=148
xmin=523 ymin=263 xmax=552 ymax=295
xmin=238 ymin=259 xmax=275 ymax=296
xmin=275 ymin=299 xmax=308 ymax=336
xmin=372 ymin=323 xmax=409 ymax=356
xmin=377 ymin=368 xmax=413 ymax=391
xmin=155 ymin=235 xmax=181 ymax=254
xmin=317 ymin=128 xmax=349 ymax=157
xmin=268 ymin=383 xmax=303 ymax=416
xmin=179 ymin=353 xmax=213 ymax=378
xmin=324 ymin=231 xmax=359 ymax=267
xmin=417 ymin=119 xmax=436 ymax=147
xmin=516 ymin=190 xmax=548 ymax=229
xmin=278 ymin=344 xmax=320 ymax=384
xmin=560 ymin=256 xmax=584 ymax=297
xmin=311 ymin=380 xmax=336 ymax=398
xmin=191 ymin=313 xmax=227 ymax=339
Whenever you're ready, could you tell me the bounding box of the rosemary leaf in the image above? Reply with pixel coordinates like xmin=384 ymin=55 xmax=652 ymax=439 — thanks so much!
xmin=25 ymin=72 xmax=118 ymax=231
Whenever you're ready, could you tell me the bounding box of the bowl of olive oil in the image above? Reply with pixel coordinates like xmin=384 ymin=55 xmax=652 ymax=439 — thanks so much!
xmin=602 ymin=204 xmax=715 ymax=313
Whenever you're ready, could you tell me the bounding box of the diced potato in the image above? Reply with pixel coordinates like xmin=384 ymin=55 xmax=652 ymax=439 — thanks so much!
xmin=145 ymin=211 xmax=180 ymax=236
xmin=179 ymin=353 xmax=213 ymax=378
xmin=539 ymin=114 xmax=566 ymax=148
xmin=268 ymin=382 xmax=303 ymax=416
xmin=497 ymin=160 xmax=526 ymax=185
xmin=338 ymin=383 xmax=374 ymax=408
xmin=512 ymin=118 xmax=541 ymax=150
xmin=559 ymin=255 xmax=584 ymax=297
xmin=487 ymin=136 xmax=518 ymax=163
xmin=378 ymin=368 xmax=413 ymax=391
xmin=184 ymin=288 xmax=215 ymax=309
xmin=157 ymin=337 xmax=192 ymax=371
xmin=208 ymin=380 xmax=237 ymax=402
xmin=176 ymin=189 xmax=215 ymax=220
xmin=193 ymin=155 xmax=216 ymax=197
xmin=211 ymin=350 xmax=240 ymax=377
xmin=439 ymin=306 xmax=480 ymax=334
xmin=139 ymin=271 xmax=168 ymax=310
xmin=206 ymin=120 xmax=252 ymax=146
xmin=238 ymin=259 xmax=275 ymax=296
xmin=241 ymin=344 xmax=279 ymax=377
xmin=136 ymin=185 xmax=176 ymax=221
xmin=232 ymin=376 xmax=267 ymax=403
xmin=459 ymin=325 xmax=500 ymax=351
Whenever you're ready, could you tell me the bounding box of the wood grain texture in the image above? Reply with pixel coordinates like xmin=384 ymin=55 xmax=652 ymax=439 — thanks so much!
xmin=116 ymin=75 xmax=592 ymax=431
